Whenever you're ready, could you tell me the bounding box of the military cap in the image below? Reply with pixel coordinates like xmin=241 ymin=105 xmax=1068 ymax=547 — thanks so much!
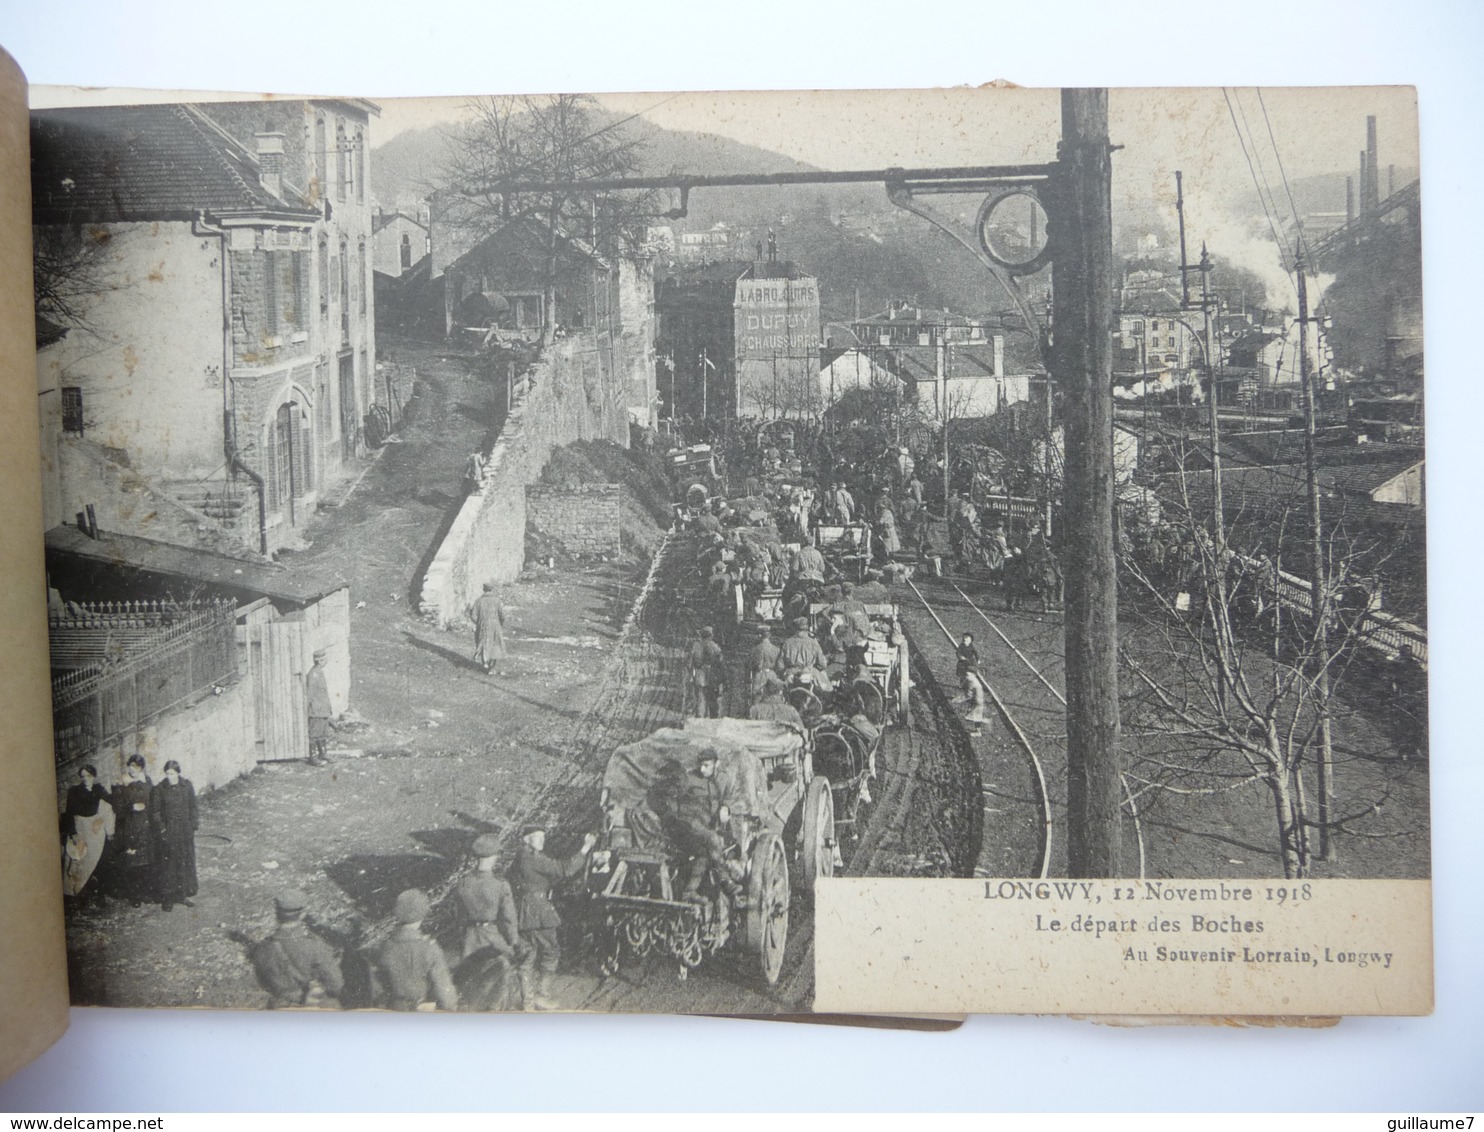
xmin=470 ymin=834 xmax=501 ymax=857
xmin=393 ymin=888 xmax=431 ymax=923
xmin=519 ymin=823 xmax=546 ymax=839
xmin=313 ymin=648 xmax=328 ymax=661
xmin=700 ymin=625 xmax=715 ymax=638
xmin=274 ymin=889 xmax=309 ymax=914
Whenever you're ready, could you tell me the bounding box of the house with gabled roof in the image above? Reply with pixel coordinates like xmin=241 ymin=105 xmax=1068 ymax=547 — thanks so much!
xmin=32 ymin=97 xmax=378 ymax=557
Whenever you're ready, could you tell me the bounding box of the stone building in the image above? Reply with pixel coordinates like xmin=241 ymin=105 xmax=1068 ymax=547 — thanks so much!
xmin=31 ymin=98 xmax=379 ymax=556
xmin=372 ymin=208 xmax=430 ymax=279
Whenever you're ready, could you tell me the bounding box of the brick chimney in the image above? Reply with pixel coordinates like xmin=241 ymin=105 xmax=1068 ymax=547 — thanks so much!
xmin=255 ymin=132 xmax=285 ymax=199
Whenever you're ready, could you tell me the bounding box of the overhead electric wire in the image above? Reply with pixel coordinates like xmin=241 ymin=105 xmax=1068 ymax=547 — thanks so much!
xmin=1221 ymin=88 xmax=1299 ymax=298
xmin=1233 ymin=89 xmax=1291 ymax=256
xmin=1255 ymin=88 xmax=1311 ymax=264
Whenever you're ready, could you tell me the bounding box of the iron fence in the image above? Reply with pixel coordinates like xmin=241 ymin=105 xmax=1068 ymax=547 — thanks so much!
xmin=1263 ymin=565 xmax=1427 ymax=664
xmin=50 ymin=600 xmax=239 ymax=762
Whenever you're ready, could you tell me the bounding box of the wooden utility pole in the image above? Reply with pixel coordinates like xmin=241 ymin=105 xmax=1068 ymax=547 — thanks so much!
xmin=1052 ymin=89 xmax=1123 ymax=877
xmin=1296 ymin=255 xmax=1335 ymax=862
xmin=1200 ymin=246 xmax=1225 ymax=551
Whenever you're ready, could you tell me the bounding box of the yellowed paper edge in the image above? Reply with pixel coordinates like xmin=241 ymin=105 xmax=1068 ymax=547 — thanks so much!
xmin=0 ymin=45 xmax=70 ymax=1084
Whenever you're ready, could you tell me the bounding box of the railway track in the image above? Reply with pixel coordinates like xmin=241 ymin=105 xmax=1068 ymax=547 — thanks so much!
xmin=904 ymin=571 xmax=1148 ymax=882
xmin=557 ymin=525 xmax=997 ymax=1010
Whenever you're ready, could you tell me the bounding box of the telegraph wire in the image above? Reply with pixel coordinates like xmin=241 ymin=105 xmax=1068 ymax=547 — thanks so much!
xmin=1221 ymin=87 xmax=1298 ymax=298
xmin=1255 ymin=88 xmax=1311 ymax=264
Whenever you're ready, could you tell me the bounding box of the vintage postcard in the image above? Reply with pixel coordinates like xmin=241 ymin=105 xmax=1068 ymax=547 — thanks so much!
xmin=26 ymin=83 xmax=1429 ymax=1016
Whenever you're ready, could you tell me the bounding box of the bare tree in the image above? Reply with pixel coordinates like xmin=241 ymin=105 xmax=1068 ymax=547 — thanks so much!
xmin=439 ymin=94 xmax=655 ymax=346
xmin=33 ymin=223 xmax=126 ymax=335
xmin=1116 ymin=431 xmax=1421 ymax=878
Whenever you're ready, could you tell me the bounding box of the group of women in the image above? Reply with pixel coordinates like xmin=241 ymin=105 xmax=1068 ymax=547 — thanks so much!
xmin=61 ymin=755 xmax=200 ymax=912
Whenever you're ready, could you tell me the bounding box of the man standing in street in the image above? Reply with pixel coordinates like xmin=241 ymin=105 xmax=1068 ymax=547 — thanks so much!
xmin=748 ymin=627 xmax=783 ymax=702
xmin=305 ymin=649 xmax=334 ymax=767
xmin=706 ymin=561 xmax=737 ymax=646
xmin=688 ymin=625 xmax=726 ymax=718
xmin=251 ymin=889 xmax=345 ymax=1009
xmin=376 ymin=889 xmax=458 ymax=1011
xmin=471 ymin=582 xmax=509 ymax=677
xmin=455 ymin=833 xmax=522 ymax=1010
xmin=831 ymin=581 xmax=873 ymax=669
xmin=509 ymin=823 xmax=596 ymax=1011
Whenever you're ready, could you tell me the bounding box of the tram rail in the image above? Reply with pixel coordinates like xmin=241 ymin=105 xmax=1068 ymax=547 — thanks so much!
xmin=907 ymin=573 xmax=1149 ymax=881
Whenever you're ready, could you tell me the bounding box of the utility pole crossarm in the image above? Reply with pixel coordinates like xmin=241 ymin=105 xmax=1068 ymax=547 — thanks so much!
xmin=467 ymin=164 xmax=1057 ymax=199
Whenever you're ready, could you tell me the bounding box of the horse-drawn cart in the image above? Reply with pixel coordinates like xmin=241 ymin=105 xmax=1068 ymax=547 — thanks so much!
xmin=813 ymin=521 xmax=874 ymax=581
xmin=586 ymin=719 xmax=835 ymax=985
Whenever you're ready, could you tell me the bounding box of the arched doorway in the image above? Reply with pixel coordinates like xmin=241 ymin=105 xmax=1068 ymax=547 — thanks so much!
xmin=269 ymin=400 xmax=312 ymax=527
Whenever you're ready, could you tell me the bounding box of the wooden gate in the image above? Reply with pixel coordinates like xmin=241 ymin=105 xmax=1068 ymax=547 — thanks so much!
xmin=237 ymin=601 xmax=309 ymax=762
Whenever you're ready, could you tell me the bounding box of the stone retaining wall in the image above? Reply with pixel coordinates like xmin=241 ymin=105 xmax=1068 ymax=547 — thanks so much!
xmin=526 ymin=483 xmax=621 ymax=555
xmin=417 ymin=332 xmax=629 ymax=626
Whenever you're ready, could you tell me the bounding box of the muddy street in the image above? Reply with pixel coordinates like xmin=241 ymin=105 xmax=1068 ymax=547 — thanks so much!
xmin=63 ymin=340 xmax=979 ymax=1015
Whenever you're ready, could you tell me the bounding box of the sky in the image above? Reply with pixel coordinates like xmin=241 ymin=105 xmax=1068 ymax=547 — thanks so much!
xmin=369 ymin=85 xmax=1417 ymax=197
xmin=29 ymin=80 xmax=1417 ymax=317
xmin=31 ymin=80 xmax=1418 ymax=253
xmin=363 ymin=84 xmax=1417 ymax=308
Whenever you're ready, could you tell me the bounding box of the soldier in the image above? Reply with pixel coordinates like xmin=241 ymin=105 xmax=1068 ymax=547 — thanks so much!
xmin=780 ymin=616 xmax=833 ymax=692
xmin=789 ymin=540 xmax=827 ymax=586
xmin=376 ymin=889 xmax=458 ymax=1012
xmin=250 ymin=889 xmax=345 ymax=1009
xmin=509 ymin=823 xmax=596 ymax=1011
xmin=687 ymin=626 xmax=727 ymax=719
xmin=748 ymin=672 xmax=804 ymax=728
xmin=305 ymin=649 xmax=334 ymax=767
xmin=748 ymin=627 xmax=783 ymax=701
xmin=671 ymin=750 xmax=742 ymax=903
xmin=454 ymin=834 xmax=522 ymax=1010
xmin=470 ymin=582 xmax=508 ymax=677
xmin=706 ymin=561 xmax=738 ymax=644
xmin=831 ymin=581 xmax=873 ymax=669
xmin=457 ymin=834 xmax=521 ymax=963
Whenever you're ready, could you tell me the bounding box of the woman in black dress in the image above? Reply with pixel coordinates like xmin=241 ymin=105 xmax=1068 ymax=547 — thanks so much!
xmin=109 ymin=754 xmax=156 ymax=907
xmin=151 ymin=758 xmax=199 ymax=912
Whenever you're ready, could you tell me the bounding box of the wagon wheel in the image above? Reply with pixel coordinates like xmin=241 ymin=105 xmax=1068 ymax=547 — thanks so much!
xmin=786 ymin=685 xmax=824 ymax=729
xmin=896 ymin=646 xmax=910 ymax=726
xmin=800 ymin=776 xmax=836 ymax=887
xmin=743 ymin=832 xmax=790 ymax=985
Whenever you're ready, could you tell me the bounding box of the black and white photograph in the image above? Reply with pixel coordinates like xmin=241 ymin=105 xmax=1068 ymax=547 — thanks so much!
xmin=27 ymin=82 xmax=1427 ymax=1017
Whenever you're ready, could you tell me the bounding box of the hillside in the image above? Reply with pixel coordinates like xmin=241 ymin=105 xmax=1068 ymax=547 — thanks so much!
xmin=372 ymin=110 xmax=1025 ymax=326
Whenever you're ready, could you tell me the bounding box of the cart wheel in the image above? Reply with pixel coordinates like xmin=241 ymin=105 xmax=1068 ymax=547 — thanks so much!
xmin=897 ymin=646 xmax=910 ymax=724
xmin=800 ymin=776 xmax=836 ymax=887
xmin=743 ymin=832 xmax=790 ymax=985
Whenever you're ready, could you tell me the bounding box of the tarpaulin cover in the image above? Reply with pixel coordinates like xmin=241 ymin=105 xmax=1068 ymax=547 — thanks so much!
xmin=603 ymin=726 xmax=772 ymax=819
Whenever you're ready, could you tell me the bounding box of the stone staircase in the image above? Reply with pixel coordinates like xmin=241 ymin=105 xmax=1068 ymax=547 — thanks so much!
xmin=165 ymin=481 xmax=251 ymax=534
xmin=57 ymin=437 xmax=262 ymax=558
